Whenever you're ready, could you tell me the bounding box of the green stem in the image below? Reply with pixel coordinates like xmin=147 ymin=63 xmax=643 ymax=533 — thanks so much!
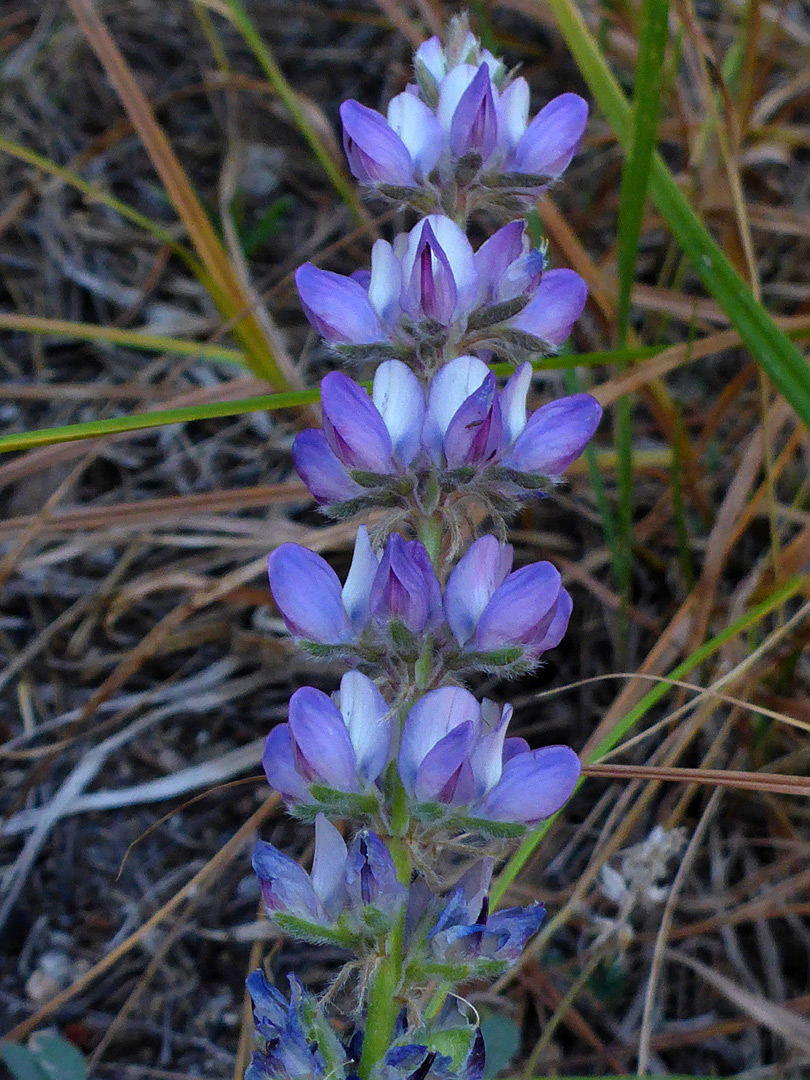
xmin=417 ymin=515 xmax=444 ymax=569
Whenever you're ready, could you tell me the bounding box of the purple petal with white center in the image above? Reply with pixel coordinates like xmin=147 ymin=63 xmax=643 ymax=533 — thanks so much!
xmin=345 ymin=831 xmax=406 ymax=915
xmin=474 ymin=220 xmax=526 ymax=304
xmin=321 ymin=371 xmax=394 ymax=473
xmin=387 ymin=92 xmax=443 ymax=177
xmin=450 ymin=63 xmax=498 ymax=159
xmin=342 ymin=525 xmax=379 ymax=634
xmin=442 ymin=371 xmax=503 ymax=468
xmin=469 ymin=701 xmax=512 ymax=797
xmin=288 ymin=686 xmax=359 ymax=792
xmin=373 ymin=359 xmax=426 ymax=467
xmin=474 ymin=560 xmax=562 ymax=651
xmin=444 ymin=535 xmax=513 ymax=646
xmin=294 ymin=263 xmax=384 ymax=345
xmin=262 ymin=724 xmax=310 ymax=803
xmin=340 ymin=100 xmax=415 ymax=185
xmin=422 ymin=354 xmax=491 ymax=463
xmin=508 ymin=93 xmax=589 ymax=178
xmin=252 ymin=839 xmax=323 ymax=922
xmin=310 ymin=814 xmax=349 ymax=922
xmin=437 ymin=64 xmax=479 ymax=133
xmin=414 ymin=723 xmax=476 ymax=804
xmin=499 ymin=362 xmax=532 ymax=447
xmin=476 ymin=745 xmax=581 ymax=822
xmin=496 ymin=77 xmax=529 ymax=150
xmin=510 ymin=268 xmax=588 ymax=346
xmin=368 ymin=240 xmax=403 ymax=325
xmin=400 ymin=216 xmax=478 ymax=318
xmin=502 ymin=393 xmax=602 ymax=475
xmin=268 ymin=544 xmax=352 ymax=643
xmin=335 ymin=670 xmax=391 ymax=785
xmin=292 ymin=429 xmax=363 ymax=505
xmin=369 ymin=534 xmax=442 ymax=634
xmin=399 ymin=686 xmax=482 ymax=792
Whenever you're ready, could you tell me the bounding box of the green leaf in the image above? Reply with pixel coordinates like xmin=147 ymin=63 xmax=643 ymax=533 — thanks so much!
xmin=0 ymin=1045 xmax=49 ymax=1080
xmin=27 ymin=1035 xmax=87 ymax=1080
xmin=480 ymin=1014 xmax=521 ymax=1079
xmin=545 ymin=0 xmax=810 ymax=432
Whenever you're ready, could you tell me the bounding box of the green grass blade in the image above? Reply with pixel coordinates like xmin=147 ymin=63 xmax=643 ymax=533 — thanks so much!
xmin=0 ymin=314 xmax=245 ymax=366
xmin=491 ymin=572 xmax=808 ymax=906
xmin=0 ymin=343 xmax=667 ymax=456
xmin=544 ymin=0 xmax=810 ymax=432
xmin=0 ymin=390 xmax=320 ymax=454
xmin=616 ymin=0 xmax=670 ymax=344
xmin=614 ymin=0 xmax=670 ymax=606
xmin=0 ymin=135 xmax=199 ymax=271
xmin=218 ymin=0 xmax=369 ymax=227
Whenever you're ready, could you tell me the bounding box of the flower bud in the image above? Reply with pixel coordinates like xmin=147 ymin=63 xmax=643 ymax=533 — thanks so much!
xmin=345 ymin=830 xmax=406 ymax=915
xmin=369 ymin=534 xmax=443 ymax=635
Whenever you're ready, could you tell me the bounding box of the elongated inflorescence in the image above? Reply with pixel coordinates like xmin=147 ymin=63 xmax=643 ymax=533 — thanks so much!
xmin=246 ymin=16 xmax=601 ymax=1080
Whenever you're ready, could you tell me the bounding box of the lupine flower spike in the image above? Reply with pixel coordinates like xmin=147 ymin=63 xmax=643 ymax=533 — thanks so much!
xmin=246 ymin=16 xmax=601 ymax=1080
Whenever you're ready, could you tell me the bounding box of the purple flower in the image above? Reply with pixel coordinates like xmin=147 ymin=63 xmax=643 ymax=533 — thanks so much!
xmin=421 ymin=355 xmax=492 ymax=464
xmin=369 ymin=534 xmax=443 ymax=635
xmin=506 ymin=92 xmax=589 ymax=179
xmin=341 ymin=24 xmax=586 ymax=193
xmin=476 ymin=745 xmax=581 ymax=823
xmin=502 ymin=392 xmax=603 ymax=476
xmin=398 ymin=687 xmax=514 ymax=806
xmin=474 ymin=220 xmax=545 ymax=305
xmin=398 ymin=216 xmax=479 ymax=325
xmin=245 ymin=972 xmax=345 ymax=1080
xmin=450 ymin=63 xmax=498 ymax=159
xmin=262 ymin=671 xmax=392 ymax=800
xmin=291 ymin=429 xmax=363 ymax=505
xmin=293 ymin=362 xmax=425 ymax=504
xmin=344 ymin=830 xmax=407 ymax=916
xmin=267 ymin=527 xmax=378 ymax=644
xmin=340 ymin=99 xmax=417 ymax=186
xmin=444 ymin=536 xmax=572 ymax=659
xmin=294 ymin=262 xmax=385 ymax=345
xmin=376 ymin=1045 xmax=457 ymax=1080
xmin=321 ymin=372 xmax=394 ymax=472
xmin=429 ymin=885 xmax=545 ymax=964
xmin=509 ymin=268 xmax=588 ymax=345
xmin=252 ymin=814 xmax=348 ymax=923
xmin=442 ymin=370 xmax=503 ymax=468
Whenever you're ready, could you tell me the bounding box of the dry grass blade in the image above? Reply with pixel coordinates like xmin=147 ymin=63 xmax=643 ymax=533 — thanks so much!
xmin=666 ymin=950 xmax=810 ymax=1054
xmin=581 ymin=763 xmax=810 ymax=797
xmin=63 ymin=0 xmax=294 ymax=388
xmin=2 ymin=795 xmax=279 ymax=1044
